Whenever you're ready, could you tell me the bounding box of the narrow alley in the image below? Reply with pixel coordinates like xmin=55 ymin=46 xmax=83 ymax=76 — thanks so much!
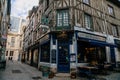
xmin=0 ymin=61 xmax=42 ymax=80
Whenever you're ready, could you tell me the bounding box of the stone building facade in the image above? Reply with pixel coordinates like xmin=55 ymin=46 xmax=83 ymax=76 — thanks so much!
xmin=0 ymin=0 xmax=11 ymax=61
xmin=5 ymin=17 xmax=25 ymax=61
xmin=23 ymin=0 xmax=120 ymax=73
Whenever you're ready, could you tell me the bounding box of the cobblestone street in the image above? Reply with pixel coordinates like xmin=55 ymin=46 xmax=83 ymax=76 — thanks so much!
xmin=0 ymin=61 xmax=120 ymax=80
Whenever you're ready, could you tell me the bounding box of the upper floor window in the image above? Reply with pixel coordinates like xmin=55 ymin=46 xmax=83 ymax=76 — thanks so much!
xmin=83 ymin=0 xmax=90 ymax=5
xmin=108 ymin=5 xmax=114 ymax=16
xmin=84 ymin=13 xmax=93 ymax=30
xmin=11 ymin=37 xmax=15 ymax=47
xmin=112 ymin=24 xmax=119 ymax=37
xmin=57 ymin=10 xmax=69 ymax=27
xmin=45 ymin=0 xmax=49 ymax=10
xmin=10 ymin=51 xmax=14 ymax=56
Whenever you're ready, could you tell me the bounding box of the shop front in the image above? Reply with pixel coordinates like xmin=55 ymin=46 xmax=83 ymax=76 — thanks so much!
xmin=31 ymin=48 xmax=39 ymax=67
xmin=39 ymin=34 xmax=50 ymax=70
xmin=76 ymin=31 xmax=116 ymax=66
xmin=114 ymin=39 xmax=120 ymax=67
xmin=38 ymin=32 xmax=73 ymax=73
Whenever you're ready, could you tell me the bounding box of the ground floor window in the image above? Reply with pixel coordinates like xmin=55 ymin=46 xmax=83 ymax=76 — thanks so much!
xmin=77 ymin=41 xmax=106 ymax=65
xmin=40 ymin=41 xmax=50 ymax=62
xmin=33 ymin=49 xmax=38 ymax=64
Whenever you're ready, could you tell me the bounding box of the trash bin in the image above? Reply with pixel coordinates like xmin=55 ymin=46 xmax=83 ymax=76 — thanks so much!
xmin=42 ymin=66 xmax=50 ymax=77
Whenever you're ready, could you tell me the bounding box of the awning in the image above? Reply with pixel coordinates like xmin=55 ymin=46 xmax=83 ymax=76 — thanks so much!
xmin=78 ymin=37 xmax=117 ymax=47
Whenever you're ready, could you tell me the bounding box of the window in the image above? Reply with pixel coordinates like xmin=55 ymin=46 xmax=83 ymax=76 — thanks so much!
xmin=57 ymin=10 xmax=69 ymax=27
xmin=10 ymin=51 xmax=14 ymax=56
xmin=6 ymin=51 xmax=8 ymax=56
xmin=77 ymin=41 xmax=106 ymax=64
xmin=108 ymin=5 xmax=114 ymax=16
xmin=11 ymin=37 xmax=15 ymax=47
xmin=46 ymin=0 xmax=49 ymax=7
xmin=40 ymin=42 xmax=50 ymax=62
xmin=112 ymin=24 xmax=119 ymax=37
xmin=19 ymin=41 xmax=22 ymax=47
xmin=45 ymin=0 xmax=49 ymax=10
xmin=83 ymin=0 xmax=90 ymax=5
xmin=84 ymin=13 xmax=93 ymax=30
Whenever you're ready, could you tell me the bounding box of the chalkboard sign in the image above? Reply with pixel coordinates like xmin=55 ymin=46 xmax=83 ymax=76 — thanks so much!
xmin=51 ymin=49 xmax=56 ymax=63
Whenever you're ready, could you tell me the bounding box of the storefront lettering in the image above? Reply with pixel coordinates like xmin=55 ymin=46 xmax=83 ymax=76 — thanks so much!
xmin=78 ymin=32 xmax=106 ymax=41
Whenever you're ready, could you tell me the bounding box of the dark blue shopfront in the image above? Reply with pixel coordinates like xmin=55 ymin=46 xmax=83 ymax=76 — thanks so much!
xmin=77 ymin=31 xmax=116 ymax=64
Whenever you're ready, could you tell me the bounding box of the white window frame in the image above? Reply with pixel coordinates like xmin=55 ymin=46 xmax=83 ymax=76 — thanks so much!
xmin=11 ymin=37 xmax=15 ymax=47
xmin=108 ymin=5 xmax=114 ymax=16
xmin=84 ymin=14 xmax=93 ymax=30
xmin=57 ymin=10 xmax=69 ymax=27
xmin=112 ymin=24 xmax=119 ymax=37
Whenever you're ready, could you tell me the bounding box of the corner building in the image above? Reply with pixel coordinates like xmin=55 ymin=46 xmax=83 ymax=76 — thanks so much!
xmin=23 ymin=0 xmax=120 ymax=73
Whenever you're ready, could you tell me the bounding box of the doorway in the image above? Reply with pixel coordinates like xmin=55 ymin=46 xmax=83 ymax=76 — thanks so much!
xmin=57 ymin=40 xmax=70 ymax=73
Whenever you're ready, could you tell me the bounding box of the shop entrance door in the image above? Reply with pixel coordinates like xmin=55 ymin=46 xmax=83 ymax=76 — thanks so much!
xmin=57 ymin=41 xmax=70 ymax=73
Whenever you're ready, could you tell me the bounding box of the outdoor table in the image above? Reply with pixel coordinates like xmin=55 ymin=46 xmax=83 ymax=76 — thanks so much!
xmin=77 ymin=66 xmax=98 ymax=75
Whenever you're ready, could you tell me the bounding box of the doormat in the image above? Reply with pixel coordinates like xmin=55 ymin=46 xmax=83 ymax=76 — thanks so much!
xmin=32 ymin=76 xmax=42 ymax=80
xmin=12 ymin=70 xmax=22 ymax=73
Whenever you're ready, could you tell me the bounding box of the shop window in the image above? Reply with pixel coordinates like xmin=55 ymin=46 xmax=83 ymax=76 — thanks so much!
xmin=33 ymin=50 xmax=38 ymax=64
xmin=40 ymin=42 xmax=50 ymax=62
xmin=77 ymin=41 xmax=106 ymax=64
xmin=84 ymin=13 xmax=93 ymax=30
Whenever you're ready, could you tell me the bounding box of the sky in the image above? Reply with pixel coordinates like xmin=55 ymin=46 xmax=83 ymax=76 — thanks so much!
xmin=11 ymin=0 xmax=39 ymax=19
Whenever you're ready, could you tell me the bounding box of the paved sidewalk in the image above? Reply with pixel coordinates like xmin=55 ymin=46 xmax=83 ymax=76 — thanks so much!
xmin=0 ymin=61 xmax=120 ymax=80
xmin=0 ymin=61 xmax=80 ymax=80
xmin=0 ymin=61 xmax=42 ymax=80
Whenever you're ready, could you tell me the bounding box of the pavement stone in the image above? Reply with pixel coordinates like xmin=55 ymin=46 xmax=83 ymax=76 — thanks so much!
xmin=0 ymin=61 xmax=120 ymax=80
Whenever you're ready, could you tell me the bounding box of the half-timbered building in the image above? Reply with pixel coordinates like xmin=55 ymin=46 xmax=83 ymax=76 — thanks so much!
xmin=23 ymin=0 xmax=120 ymax=74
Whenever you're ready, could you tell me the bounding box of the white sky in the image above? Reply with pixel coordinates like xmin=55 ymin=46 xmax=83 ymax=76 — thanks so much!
xmin=11 ymin=0 xmax=39 ymax=19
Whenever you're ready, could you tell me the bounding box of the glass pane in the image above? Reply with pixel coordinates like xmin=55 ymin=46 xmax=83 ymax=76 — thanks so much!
xmin=63 ymin=12 xmax=69 ymax=26
xmin=85 ymin=14 xmax=92 ymax=29
xmin=83 ymin=0 xmax=89 ymax=4
xmin=57 ymin=13 xmax=62 ymax=26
